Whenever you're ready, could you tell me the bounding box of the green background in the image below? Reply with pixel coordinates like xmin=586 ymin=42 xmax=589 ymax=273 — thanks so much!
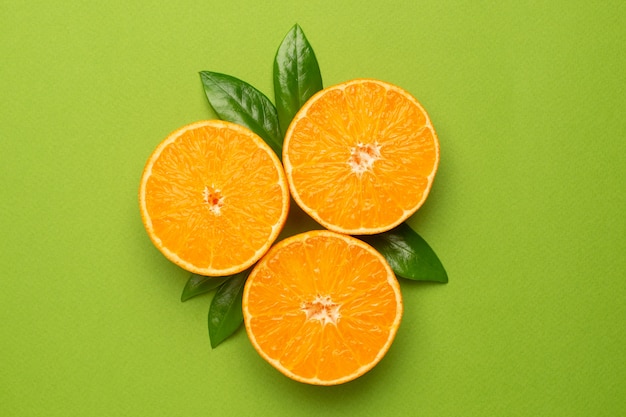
xmin=2 ymin=1 xmax=625 ymax=415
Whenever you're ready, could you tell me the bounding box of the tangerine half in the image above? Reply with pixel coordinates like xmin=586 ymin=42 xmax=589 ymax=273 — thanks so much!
xmin=139 ymin=120 xmax=289 ymax=276
xmin=283 ymin=79 xmax=440 ymax=234
xmin=243 ymin=230 xmax=403 ymax=385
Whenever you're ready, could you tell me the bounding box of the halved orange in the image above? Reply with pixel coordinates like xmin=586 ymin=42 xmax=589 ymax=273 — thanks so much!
xmin=243 ymin=230 xmax=403 ymax=385
xmin=283 ymin=79 xmax=440 ymax=235
xmin=139 ymin=120 xmax=289 ymax=276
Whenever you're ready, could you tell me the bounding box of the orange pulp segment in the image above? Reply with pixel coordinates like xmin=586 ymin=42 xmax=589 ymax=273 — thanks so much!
xmin=283 ymin=78 xmax=439 ymax=234
xmin=243 ymin=230 xmax=403 ymax=385
xmin=139 ymin=120 xmax=289 ymax=276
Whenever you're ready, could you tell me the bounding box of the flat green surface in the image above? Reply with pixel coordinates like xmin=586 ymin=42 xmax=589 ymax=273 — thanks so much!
xmin=2 ymin=1 xmax=625 ymax=416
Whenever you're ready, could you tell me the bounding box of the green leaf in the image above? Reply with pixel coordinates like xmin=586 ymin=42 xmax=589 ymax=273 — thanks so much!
xmin=181 ymin=274 xmax=231 ymax=302
xmin=273 ymin=24 xmax=323 ymax=137
xmin=360 ymin=223 xmax=448 ymax=283
xmin=199 ymin=71 xmax=282 ymax=156
xmin=208 ymin=269 xmax=249 ymax=348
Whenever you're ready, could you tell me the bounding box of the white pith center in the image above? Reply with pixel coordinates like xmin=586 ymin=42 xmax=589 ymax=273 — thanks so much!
xmin=302 ymin=295 xmax=341 ymax=325
xmin=203 ymin=185 xmax=224 ymax=215
xmin=348 ymin=142 xmax=381 ymax=174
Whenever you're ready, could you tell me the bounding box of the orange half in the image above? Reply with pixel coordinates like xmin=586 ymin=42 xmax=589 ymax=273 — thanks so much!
xmin=243 ymin=230 xmax=403 ymax=385
xmin=283 ymin=79 xmax=440 ymax=234
xmin=139 ymin=120 xmax=289 ymax=276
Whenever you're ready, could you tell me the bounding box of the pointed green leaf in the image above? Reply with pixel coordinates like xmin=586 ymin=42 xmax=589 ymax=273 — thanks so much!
xmin=360 ymin=223 xmax=448 ymax=283
xmin=273 ymin=24 xmax=323 ymax=137
xmin=199 ymin=71 xmax=282 ymax=156
xmin=181 ymin=274 xmax=231 ymax=302
xmin=208 ymin=269 xmax=249 ymax=348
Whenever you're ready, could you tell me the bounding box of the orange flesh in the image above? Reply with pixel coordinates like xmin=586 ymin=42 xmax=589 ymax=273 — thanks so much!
xmin=243 ymin=231 xmax=402 ymax=385
xmin=140 ymin=121 xmax=288 ymax=275
xmin=284 ymin=79 xmax=439 ymax=234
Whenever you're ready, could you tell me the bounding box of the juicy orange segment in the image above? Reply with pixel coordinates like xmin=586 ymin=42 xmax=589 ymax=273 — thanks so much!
xmin=283 ymin=79 xmax=439 ymax=234
xmin=243 ymin=230 xmax=403 ymax=385
xmin=139 ymin=120 xmax=289 ymax=276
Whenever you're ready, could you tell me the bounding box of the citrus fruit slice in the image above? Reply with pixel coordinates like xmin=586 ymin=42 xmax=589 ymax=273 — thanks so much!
xmin=243 ymin=230 xmax=403 ymax=385
xmin=139 ymin=120 xmax=289 ymax=276
xmin=283 ymin=78 xmax=440 ymax=235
